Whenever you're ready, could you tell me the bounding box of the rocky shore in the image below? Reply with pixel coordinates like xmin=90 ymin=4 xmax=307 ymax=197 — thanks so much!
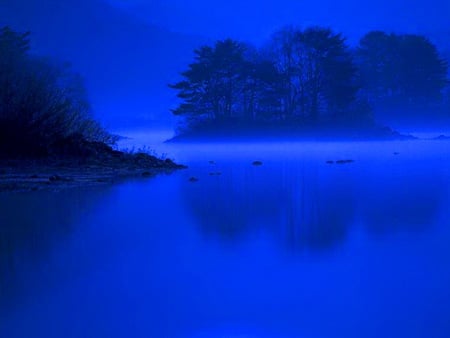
xmin=0 ymin=140 xmax=186 ymax=193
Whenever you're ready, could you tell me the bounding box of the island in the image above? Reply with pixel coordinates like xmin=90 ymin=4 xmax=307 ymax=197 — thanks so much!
xmin=168 ymin=28 xmax=448 ymax=141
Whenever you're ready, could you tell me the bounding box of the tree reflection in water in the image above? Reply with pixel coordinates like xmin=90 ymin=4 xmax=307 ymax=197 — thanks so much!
xmin=182 ymin=159 xmax=447 ymax=253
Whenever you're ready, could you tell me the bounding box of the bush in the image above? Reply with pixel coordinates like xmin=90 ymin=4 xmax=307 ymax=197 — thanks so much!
xmin=0 ymin=26 xmax=114 ymax=158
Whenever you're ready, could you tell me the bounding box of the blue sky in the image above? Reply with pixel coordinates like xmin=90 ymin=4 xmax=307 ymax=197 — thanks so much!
xmin=107 ymin=0 xmax=450 ymax=43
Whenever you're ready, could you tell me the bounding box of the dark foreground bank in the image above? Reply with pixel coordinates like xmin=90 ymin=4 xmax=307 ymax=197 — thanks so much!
xmin=0 ymin=140 xmax=186 ymax=193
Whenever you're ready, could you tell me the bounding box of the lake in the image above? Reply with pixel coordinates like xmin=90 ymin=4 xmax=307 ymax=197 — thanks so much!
xmin=1 ymin=133 xmax=450 ymax=338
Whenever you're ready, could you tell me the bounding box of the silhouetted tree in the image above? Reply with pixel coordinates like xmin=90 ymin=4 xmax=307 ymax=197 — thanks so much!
xmin=444 ymin=48 xmax=450 ymax=107
xmin=171 ymin=27 xmax=450 ymax=133
xmin=240 ymin=48 xmax=284 ymax=121
xmin=169 ymin=39 xmax=248 ymax=122
xmin=357 ymin=31 xmax=449 ymax=106
xmin=171 ymin=28 xmax=360 ymax=129
xmin=269 ymin=27 xmax=298 ymax=118
xmin=270 ymin=27 xmax=358 ymax=121
xmin=0 ymin=27 xmax=112 ymax=157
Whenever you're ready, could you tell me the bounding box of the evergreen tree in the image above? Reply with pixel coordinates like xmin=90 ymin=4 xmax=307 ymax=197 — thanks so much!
xmin=169 ymin=39 xmax=248 ymax=123
xmin=269 ymin=27 xmax=358 ymax=121
xmin=357 ymin=31 xmax=449 ymax=105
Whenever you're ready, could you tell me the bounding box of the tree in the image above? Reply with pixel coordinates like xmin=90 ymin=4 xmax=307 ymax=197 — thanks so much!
xmin=357 ymin=31 xmax=449 ymax=106
xmin=0 ymin=26 xmax=112 ymax=157
xmin=169 ymin=39 xmax=248 ymax=124
xmin=240 ymin=48 xmax=284 ymax=121
xmin=170 ymin=27 xmax=362 ymax=131
xmin=269 ymin=27 xmax=358 ymax=121
xmin=0 ymin=26 xmax=30 ymax=61
xmin=299 ymin=27 xmax=358 ymax=120
xmin=269 ymin=26 xmax=299 ymax=118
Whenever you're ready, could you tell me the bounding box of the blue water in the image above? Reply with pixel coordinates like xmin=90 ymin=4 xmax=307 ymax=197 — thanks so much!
xmin=1 ymin=137 xmax=450 ymax=338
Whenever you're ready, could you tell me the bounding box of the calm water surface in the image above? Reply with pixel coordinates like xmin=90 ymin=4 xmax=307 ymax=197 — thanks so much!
xmin=1 ymin=134 xmax=450 ymax=338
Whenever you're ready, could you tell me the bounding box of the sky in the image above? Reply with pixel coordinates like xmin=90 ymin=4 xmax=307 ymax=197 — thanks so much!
xmin=1 ymin=0 xmax=449 ymax=127
xmin=108 ymin=0 xmax=450 ymax=43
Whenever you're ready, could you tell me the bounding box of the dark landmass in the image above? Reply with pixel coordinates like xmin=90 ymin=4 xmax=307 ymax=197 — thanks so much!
xmin=169 ymin=31 xmax=449 ymax=140
xmin=0 ymin=27 xmax=186 ymax=193
xmin=432 ymin=135 xmax=450 ymax=140
xmin=0 ymin=140 xmax=186 ymax=193
xmin=167 ymin=123 xmax=416 ymax=143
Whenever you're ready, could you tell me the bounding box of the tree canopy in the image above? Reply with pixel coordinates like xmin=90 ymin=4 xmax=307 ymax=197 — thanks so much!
xmin=170 ymin=27 xmax=449 ymax=131
xmin=0 ymin=26 xmax=112 ymax=157
xmin=356 ymin=31 xmax=449 ymax=105
xmin=269 ymin=27 xmax=358 ymax=120
xmin=170 ymin=27 xmax=364 ymax=129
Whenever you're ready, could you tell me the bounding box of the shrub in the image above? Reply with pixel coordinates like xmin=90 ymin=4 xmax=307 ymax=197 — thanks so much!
xmin=0 ymin=26 xmax=114 ymax=158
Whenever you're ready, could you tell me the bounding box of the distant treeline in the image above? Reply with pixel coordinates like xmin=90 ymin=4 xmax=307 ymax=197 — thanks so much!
xmin=0 ymin=26 xmax=113 ymax=157
xmin=170 ymin=27 xmax=449 ymax=130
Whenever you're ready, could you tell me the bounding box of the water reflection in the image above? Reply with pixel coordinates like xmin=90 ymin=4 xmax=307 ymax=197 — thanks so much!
xmin=182 ymin=157 xmax=447 ymax=252
xmin=359 ymin=171 xmax=446 ymax=234
xmin=0 ymin=141 xmax=449 ymax=338
xmin=0 ymin=188 xmax=111 ymax=307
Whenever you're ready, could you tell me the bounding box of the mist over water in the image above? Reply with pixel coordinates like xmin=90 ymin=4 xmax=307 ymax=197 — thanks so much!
xmin=1 ymin=0 xmax=450 ymax=335
xmin=1 ymin=135 xmax=450 ymax=338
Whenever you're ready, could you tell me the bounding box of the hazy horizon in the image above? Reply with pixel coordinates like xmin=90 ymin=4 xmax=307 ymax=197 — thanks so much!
xmin=108 ymin=0 xmax=450 ymax=43
xmin=1 ymin=0 xmax=449 ymax=131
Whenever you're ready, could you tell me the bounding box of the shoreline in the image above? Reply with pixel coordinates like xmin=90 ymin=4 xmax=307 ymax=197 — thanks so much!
xmin=0 ymin=155 xmax=187 ymax=194
xmin=166 ymin=128 xmax=417 ymax=143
